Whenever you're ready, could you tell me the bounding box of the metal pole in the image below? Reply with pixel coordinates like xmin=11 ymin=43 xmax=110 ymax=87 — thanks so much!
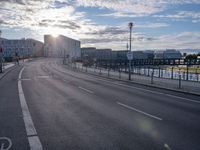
xmin=119 ymin=69 xmax=121 ymax=79
xmin=196 ymin=67 xmax=198 ymax=82
xmin=99 ymin=68 xmax=101 ymax=75
xmin=108 ymin=69 xmax=110 ymax=77
xmin=178 ymin=74 xmax=182 ymax=89
xmin=186 ymin=65 xmax=189 ymax=81
xmin=151 ymin=68 xmax=154 ymax=84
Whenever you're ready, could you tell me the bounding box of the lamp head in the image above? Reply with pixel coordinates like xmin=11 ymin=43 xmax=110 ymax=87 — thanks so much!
xmin=128 ymin=22 xmax=133 ymax=29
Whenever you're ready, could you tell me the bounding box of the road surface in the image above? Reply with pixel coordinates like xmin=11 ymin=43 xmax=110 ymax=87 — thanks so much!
xmin=0 ymin=58 xmax=200 ymax=150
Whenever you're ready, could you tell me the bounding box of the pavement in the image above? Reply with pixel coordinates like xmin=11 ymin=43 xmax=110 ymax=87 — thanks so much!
xmin=0 ymin=58 xmax=200 ymax=150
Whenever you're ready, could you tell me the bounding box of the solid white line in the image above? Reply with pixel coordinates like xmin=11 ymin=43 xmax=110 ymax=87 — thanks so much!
xmin=117 ymin=102 xmax=163 ymax=121
xmin=18 ymin=67 xmax=43 ymax=150
xmin=28 ymin=136 xmax=43 ymax=150
xmin=78 ymin=86 xmax=94 ymax=94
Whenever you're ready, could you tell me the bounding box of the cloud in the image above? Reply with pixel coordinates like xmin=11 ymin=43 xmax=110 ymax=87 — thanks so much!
xmin=154 ymin=11 xmax=200 ymax=23
xmin=0 ymin=0 xmax=200 ymax=50
xmin=81 ymin=31 xmax=200 ymax=50
xmin=75 ymin=0 xmax=200 ymax=16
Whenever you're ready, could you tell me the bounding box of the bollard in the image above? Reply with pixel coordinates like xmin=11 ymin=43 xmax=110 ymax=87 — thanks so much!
xmin=107 ymin=69 xmax=110 ymax=77
xmin=178 ymin=74 xmax=182 ymax=89
xmin=86 ymin=66 xmax=88 ymax=72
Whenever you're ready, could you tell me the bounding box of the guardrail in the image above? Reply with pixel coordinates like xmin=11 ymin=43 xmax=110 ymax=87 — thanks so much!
xmin=64 ymin=62 xmax=200 ymax=94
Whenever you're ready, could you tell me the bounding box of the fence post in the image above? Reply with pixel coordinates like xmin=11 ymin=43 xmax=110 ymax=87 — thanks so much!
xmin=196 ymin=67 xmax=199 ymax=82
xmin=186 ymin=65 xmax=189 ymax=81
xmin=85 ymin=66 xmax=87 ymax=72
xmin=171 ymin=67 xmax=174 ymax=79
xmin=0 ymin=58 xmax=2 ymax=73
xmin=151 ymin=68 xmax=154 ymax=84
xmin=99 ymin=68 xmax=101 ymax=75
xmin=159 ymin=67 xmax=161 ymax=78
xmin=118 ymin=69 xmax=121 ymax=79
xmin=178 ymin=74 xmax=182 ymax=89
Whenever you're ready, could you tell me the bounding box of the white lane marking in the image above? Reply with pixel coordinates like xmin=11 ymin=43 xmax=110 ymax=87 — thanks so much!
xmin=37 ymin=75 xmax=50 ymax=79
xmin=28 ymin=136 xmax=43 ymax=150
xmin=117 ymin=102 xmax=163 ymax=121
xmin=90 ymin=77 xmax=200 ymax=104
xmin=21 ymin=78 xmax=31 ymax=81
xmin=0 ymin=137 xmax=12 ymax=150
xmin=78 ymin=86 xmax=94 ymax=94
xmin=18 ymin=67 xmax=43 ymax=150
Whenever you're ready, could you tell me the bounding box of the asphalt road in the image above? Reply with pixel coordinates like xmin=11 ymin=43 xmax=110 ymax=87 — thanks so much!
xmin=0 ymin=58 xmax=200 ymax=150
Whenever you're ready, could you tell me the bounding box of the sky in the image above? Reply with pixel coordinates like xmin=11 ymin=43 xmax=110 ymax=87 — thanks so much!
xmin=0 ymin=0 xmax=200 ymax=51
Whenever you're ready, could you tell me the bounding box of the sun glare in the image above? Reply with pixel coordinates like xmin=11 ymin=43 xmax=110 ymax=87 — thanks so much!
xmin=52 ymin=34 xmax=59 ymax=38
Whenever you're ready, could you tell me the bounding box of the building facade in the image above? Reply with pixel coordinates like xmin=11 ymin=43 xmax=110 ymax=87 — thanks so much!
xmin=0 ymin=38 xmax=44 ymax=61
xmin=95 ymin=49 xmax=112 ymax=60
xmin=44 ymin=35 xmax=81 ymax=60
xmin=155 ymin=49 xmax=182 ymax=59
xmin=81 ymin=47 xmax=96 ymax=59
xmin=163 ymin=49 xmax=182 ymax=59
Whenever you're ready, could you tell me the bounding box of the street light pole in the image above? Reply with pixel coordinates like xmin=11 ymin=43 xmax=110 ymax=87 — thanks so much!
xmin=0 ymin=30 xmax=3 ymax=73
xmin=128 ymin=22 xmax=133 ymax=80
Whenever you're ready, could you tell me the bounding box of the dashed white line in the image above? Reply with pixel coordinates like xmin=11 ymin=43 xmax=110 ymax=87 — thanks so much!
xmin=20 ymin=78 xmax=31 ymax=81
xmin=37 ymin=75 xmax=50 ymax=79
xmin=117 ymin=102 xmax=163 ymax=121
xmin=52 ymin=64 xmax=200 ymax=104
xmin=78 ymin=86 xmax=94 ymax=94
xmin=18 ymin=67 xmax=43 ymax=150
xmin=90 ymin=77 xmax=200 ymax=104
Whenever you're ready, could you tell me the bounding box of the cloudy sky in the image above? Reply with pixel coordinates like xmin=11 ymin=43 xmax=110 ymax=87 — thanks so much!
xmin=0 ymin=0 xmax=200 ymax=51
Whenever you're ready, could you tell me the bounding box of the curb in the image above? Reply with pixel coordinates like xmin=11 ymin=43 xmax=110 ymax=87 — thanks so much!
xmin=70 ymin=66 xmax=200 ymax=97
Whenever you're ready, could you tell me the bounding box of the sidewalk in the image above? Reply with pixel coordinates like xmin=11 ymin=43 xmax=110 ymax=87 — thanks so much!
xmin=72 ymin=63 xmax=200 ymax=96
xmin=3 ymin=63 xmax=15 ymax=70
xmin=0 ymin=62 xmax=15 ymax=80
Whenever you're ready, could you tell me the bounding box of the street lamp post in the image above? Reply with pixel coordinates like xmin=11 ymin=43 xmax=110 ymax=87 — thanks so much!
xmin=0 ymin=30 xmax=3 ymax=73
xmin=128 ymin=22 xmax=133 ymax=80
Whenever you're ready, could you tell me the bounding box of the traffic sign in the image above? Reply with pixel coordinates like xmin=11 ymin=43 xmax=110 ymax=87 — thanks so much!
xmin=127 ymin=51 xmax=133 ymax=60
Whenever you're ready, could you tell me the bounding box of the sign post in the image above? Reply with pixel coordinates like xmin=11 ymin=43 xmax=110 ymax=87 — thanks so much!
xmin=0 ymin=47 xmax=3 ymax=73
xmin=127 ymin=51 xmax=133 ymax=80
